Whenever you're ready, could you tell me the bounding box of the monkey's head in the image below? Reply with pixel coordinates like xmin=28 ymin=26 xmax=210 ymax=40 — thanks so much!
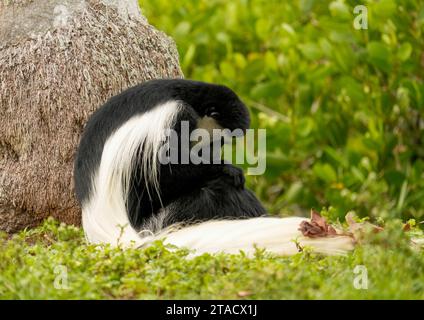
xmin=197 ymin=84 xmax=250 ymax=135
xmin=174 ymin=80 xmax=250 ymax=136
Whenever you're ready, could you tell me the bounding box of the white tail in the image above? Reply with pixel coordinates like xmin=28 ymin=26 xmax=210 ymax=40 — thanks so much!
xmin=82 ymin=100 xmax=355 ymax=256
xmin=151 ymin=217 xmax=355 ymax=257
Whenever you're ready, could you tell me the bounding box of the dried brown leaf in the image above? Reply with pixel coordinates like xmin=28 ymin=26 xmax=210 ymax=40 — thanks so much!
xmin=299 ymin=209 xmax=339 ymax=238
xmin=403 ymin=223 xmax=411 ymax=232
xmin=345 ymin=212 xmax=383 ymax=235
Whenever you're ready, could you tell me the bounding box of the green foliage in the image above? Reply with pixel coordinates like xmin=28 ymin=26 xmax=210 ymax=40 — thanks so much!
xmin=0 ymin=219 xmax=423 ymax=299
xmin=140 ymin=0 xmax=424 ymax=222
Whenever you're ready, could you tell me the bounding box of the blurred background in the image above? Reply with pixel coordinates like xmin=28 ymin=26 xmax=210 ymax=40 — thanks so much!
xmin=140 ymin=0 xmax=424 ymax=223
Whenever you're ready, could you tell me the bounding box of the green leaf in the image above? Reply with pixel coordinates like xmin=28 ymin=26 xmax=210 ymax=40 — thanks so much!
xmin=397 ymin=42 xmax=412 ymax=62
xmin=367 ymin=42 xmax=392 ymax=73
xmin=298 ymin=42 xmax=322 ymax=60
xmin=255 ymin=18 xmax=270 ymax=39
xmin=251 ymin=81 xmax=283 ymax=100
xmin=219 ymin=61 xmax=236 ymax=79
xmin=297 ymin=117 xmax=314 ymax=137
xmin=313 ymin=163 xmax=337 ymax=183
xmin=182 ymin=44 xmax=196 ymax=70
xmin=264 ymin=51 xmax=278 ymax=71
xmin=174 ymin=21 xmax=191 ymax=37
xmin=373 ymin=0 xmax=397 ymax=19
xmin=233 ymin=53 xmax=247 ymax=69
xmin=329 ymin=1 xmax=350 ymax=20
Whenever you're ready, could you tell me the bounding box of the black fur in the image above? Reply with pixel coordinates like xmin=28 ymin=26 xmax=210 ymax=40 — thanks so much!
xmin=74 ymin=79 xmax=266 ymax=231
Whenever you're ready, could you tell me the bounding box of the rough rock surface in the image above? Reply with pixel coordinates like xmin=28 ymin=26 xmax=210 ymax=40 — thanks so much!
xmin=0 ymin=0 xmax=183 ymax=232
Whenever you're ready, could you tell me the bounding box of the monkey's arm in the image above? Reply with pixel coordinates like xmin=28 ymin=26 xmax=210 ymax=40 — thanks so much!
xmin=159 ymin=104 xmax=245 ymax=191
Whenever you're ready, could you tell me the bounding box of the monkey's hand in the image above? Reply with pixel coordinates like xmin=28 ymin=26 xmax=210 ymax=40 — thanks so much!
xmin=222 ymin=164 xmax=245 ymax=189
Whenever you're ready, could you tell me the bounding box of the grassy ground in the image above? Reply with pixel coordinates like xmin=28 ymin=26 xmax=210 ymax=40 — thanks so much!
xmin=1 ymin=218 xmax=422 ymax=299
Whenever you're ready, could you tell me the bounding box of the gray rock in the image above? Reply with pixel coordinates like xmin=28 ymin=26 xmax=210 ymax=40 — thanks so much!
xmin=0 ymin=0 xmax=183 ymax=232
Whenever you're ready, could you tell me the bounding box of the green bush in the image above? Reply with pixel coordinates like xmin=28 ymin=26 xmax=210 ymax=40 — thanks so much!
xmin=141 ymin=0 xmax=424 ymax=223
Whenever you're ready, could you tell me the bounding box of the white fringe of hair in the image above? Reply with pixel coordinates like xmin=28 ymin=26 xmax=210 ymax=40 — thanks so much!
xmin=82 ymin=100 xmax=182 ymax=245
xmin=82 ymin=100 xmax=355 ymax=256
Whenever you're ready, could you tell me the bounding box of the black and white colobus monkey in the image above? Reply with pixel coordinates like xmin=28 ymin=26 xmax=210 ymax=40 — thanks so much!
xmin=74 ymin=79 xmax=354 ymax=256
